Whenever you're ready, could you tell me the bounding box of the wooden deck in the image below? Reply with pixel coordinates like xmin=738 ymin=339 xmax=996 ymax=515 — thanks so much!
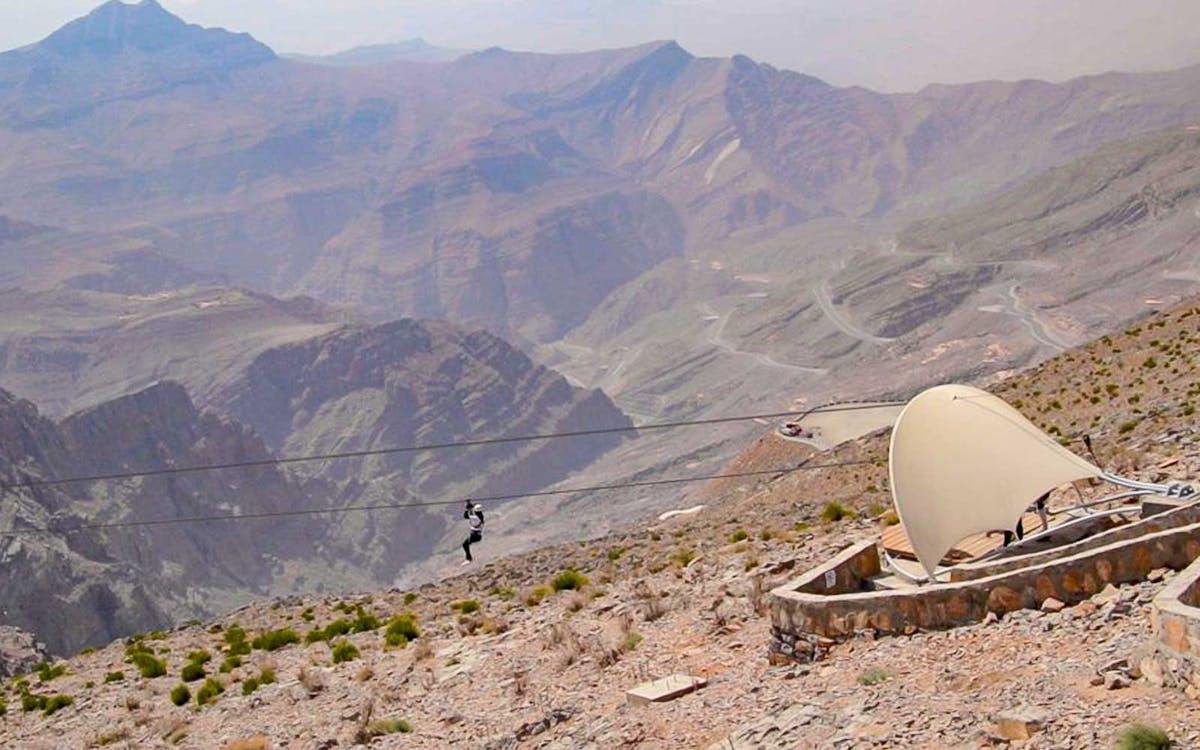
xmin=882 ymin=510 xmax=1060 ymax=564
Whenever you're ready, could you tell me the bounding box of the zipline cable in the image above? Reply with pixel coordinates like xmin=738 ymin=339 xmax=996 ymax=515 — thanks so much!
xmin=0 ymin=401 xmax=903 ymax=492
xmin=0 ymin=456 xmax=881 ymax=537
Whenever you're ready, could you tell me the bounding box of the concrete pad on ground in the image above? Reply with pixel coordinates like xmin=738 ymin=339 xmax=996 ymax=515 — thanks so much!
xmin=626 ymin=674 xmax=708 ymax=705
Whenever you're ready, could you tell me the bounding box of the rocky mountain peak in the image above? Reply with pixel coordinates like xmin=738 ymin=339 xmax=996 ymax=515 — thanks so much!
xmin=32 ymin=0 xmax=273 ymax=63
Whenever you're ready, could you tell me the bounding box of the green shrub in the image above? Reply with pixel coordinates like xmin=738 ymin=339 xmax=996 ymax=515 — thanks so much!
xmin=241 ymin=677 xmax=260 ymax=696
xmin=728 ymin=529 xmax=749 ymax=543
xmin=671 ymin=548 xmax=696 ymax=566
xmin=622 ymin=632 xmax=643 ymax=651
xmin=385 ymin=614 xmax=420 ymax=647
xmin=251 ymin=627 xmax=300 ymax=652
xmin=857 ymin=668 xmax=892 ymax=686
xmin=259 ymin=667 xmax=276 ymax=685
xmin=367 ymin=718 xmax=413 ymax=736
xmin=169 ymin=684 xmax=190 ymax=706
xmin=331 ymin=640 xmax=360 ymax=664
xmin=35 ymin=662 xmax=66 ymax=682
xmin=451 ymin=599 xmax=481 ymax=614
xmin=185 ymin=650 xmax=211 ymax=664
xmin=180 ymin=662 xmax=206 ymax=683
xmin=129 ymin=652 xmax=166 ymax=679
xmin=551 ymin=570 xmax=589 ymax=592
xmin=218 ymin=655 xmax=241 ymax=673
xmin=20 ymin=692 xmax=43 ymax=713
xmin=103 ymin=671 xmax=124 ymax=684
xmin=195 ymin=678 xmax=224 ymax=706
xmin=821 ymin=501 xmax=857 ymax=523
xmin=351 ymin=607 xmax=382 ymax=633
xmin=403 ymin=592 xmax=418 ymax=605
xmin=493 ymin=586 xmax=516 ymax=600
xmin=1116 ymin=723 xmax=1172 ymax=750
xmin=301 ymin=607 xmax=315 ymax=622
xmin=0 ymin=697 xmax=5 ymax=716
xmin=1119 ymin=420 xmax=1139 ymax=434
xmin=307 ymin=618 xmax=352 ymax=643
xmin=42 ymin=694 xmax=72 ymax=716
xmin=607 ymin=547 xmax=625 ymax=561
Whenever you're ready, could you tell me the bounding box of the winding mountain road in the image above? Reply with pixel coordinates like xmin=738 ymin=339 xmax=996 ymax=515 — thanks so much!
xmin=701 ymin=303 xmax=827 ymax=375
xmin=811 ymin=281 xmax=896 ymax=344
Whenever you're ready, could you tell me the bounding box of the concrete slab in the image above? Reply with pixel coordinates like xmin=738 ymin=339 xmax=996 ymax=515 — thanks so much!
xmin=626 ymin=674 xmax=707 ymax=706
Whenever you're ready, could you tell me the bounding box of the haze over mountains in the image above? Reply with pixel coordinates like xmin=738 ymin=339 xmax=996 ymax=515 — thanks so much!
xmin=1 ymin=0 xmax=1200 ymax=651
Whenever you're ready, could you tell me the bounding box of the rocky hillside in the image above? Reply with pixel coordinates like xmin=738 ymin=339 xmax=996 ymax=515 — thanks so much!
xmin=0 ymin=382 xmax=329 ymax=655
xmin=3 ymin=298 xmax=1197 ymax=747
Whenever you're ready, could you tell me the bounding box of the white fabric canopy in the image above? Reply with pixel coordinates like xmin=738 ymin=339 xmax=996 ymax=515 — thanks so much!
xmin=888 ymin=384 xmax=1103 ymax=577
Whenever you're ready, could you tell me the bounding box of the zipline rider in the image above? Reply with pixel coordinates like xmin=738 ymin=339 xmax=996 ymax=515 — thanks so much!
xmin=461 ymin=499 xmax=484 ymax=565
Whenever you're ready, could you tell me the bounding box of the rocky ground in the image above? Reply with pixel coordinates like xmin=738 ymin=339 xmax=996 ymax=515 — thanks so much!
xmin=2 ymin=303 xmax=1199 ymax=748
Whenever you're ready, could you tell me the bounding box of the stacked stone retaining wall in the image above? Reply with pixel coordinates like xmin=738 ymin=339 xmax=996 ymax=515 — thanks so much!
xmin=770 ymin=521 xmax=1200 ymax=663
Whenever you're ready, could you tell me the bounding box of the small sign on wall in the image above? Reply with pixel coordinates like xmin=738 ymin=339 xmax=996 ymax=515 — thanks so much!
xmin=825 ymin=569 xmax=836 ymax=589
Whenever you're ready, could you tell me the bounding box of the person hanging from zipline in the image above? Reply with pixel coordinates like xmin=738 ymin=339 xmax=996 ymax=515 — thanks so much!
xmin=461 ymin=499 xmax=484 ymax=565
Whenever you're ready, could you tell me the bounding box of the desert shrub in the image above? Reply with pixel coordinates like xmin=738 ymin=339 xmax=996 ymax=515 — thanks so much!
xmin=524 ymin=586 xmax=550 ymax=606
xmin=251 ymin=628 xmax=299 ymax=652
xmin=180 ymin=662 xmax=206 ymax=683
xmin=403 ymin=592 xmax=418 ymax=605
xmin=306 ymin=618 xmax=351 ymax=643
xmin=551 ymin=570 xmax=589 ymax=591
xmin=450 ymin=599 xmax=481 ymax=614
xmin=492 ymin=586 xmax=516 ymax=599
xmin=224 ymin=626 xmax=251 ymax=656
xmin=857 ymin=668 xmax=892 ymax=686
xmin=607 ymin=547 xmax=625 ymax=561
xmin=35 ymin=662 xmax=66 ymax=682
xmin=728 ymin=529 xmax=748 ymax=543
xmin=170 ymin=684 xmax=190 ymax=706
xmin=821 ymin=501 xmax=857 ymax=523
xmin=1116 ymin=723 xmax=1172 ymax=750
xmin=367 ymin=718 xmax=412 ymax=736
xmin=185 ymin=650 xmax=211 ymax=664
xmin=385 ymin=614 xmax=420 ymax=647
xmin=622 ymin=632 xmax=643 ymax=651
xmin=129 ymin=652 xmax=166 ymax=679
xmin=351 ymin=607 xmax=382 ymax=633
xmin=331 ymin=640 xmax=360 ymax=664
xmin=103 ymin=671 xmax=124 ymax=684
xmin=195 ymin=677 xmax=224 ymax=706
xmin=794 ymin=521 xmax=810 ymax=532
xmin=42 ymin=694 xmax=72 ymax=716
xmin=241 ymin=677 xmax=260 ymax=696
xmin=882 ymin=511 xmax=900 ymax=526
xmin=20 ymin=691 xmax=43 ymax=713
xmin=671 ymin=548 xmax=696 ymax=567
xmin=1119 ymin=420 xmax=1139 ymax=434
xmin=259 ymin=666 xmax=277 ymax=685
xmin=218 ymin=655 xmax=241 ymax=673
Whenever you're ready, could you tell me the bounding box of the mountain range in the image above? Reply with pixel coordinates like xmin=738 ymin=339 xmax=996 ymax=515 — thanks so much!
xmin=2 ymin=0 xmax=1200 ymax=651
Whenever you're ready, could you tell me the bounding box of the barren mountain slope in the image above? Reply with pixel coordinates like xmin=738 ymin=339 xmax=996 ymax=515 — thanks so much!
xmin=4 ymin=299 xmax=1198 ymax=748
xmin=0 ymin=381 xmax=335 ymax=655
xmin=4 ymin=2 xmax=1200 ymax=347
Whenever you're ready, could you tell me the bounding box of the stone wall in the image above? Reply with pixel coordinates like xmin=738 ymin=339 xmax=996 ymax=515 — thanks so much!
xmin=769 ymin=521 xmax=1200 ymax=663
xmin=1142 ymin=555 xmax=1200 ymax=697
xmin=950 ymin=501 xmax=1200 ymax=582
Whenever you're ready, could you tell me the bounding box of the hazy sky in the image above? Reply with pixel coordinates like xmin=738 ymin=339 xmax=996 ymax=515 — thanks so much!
xmin=2 ymin=0 xmax=1198 ymax=91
